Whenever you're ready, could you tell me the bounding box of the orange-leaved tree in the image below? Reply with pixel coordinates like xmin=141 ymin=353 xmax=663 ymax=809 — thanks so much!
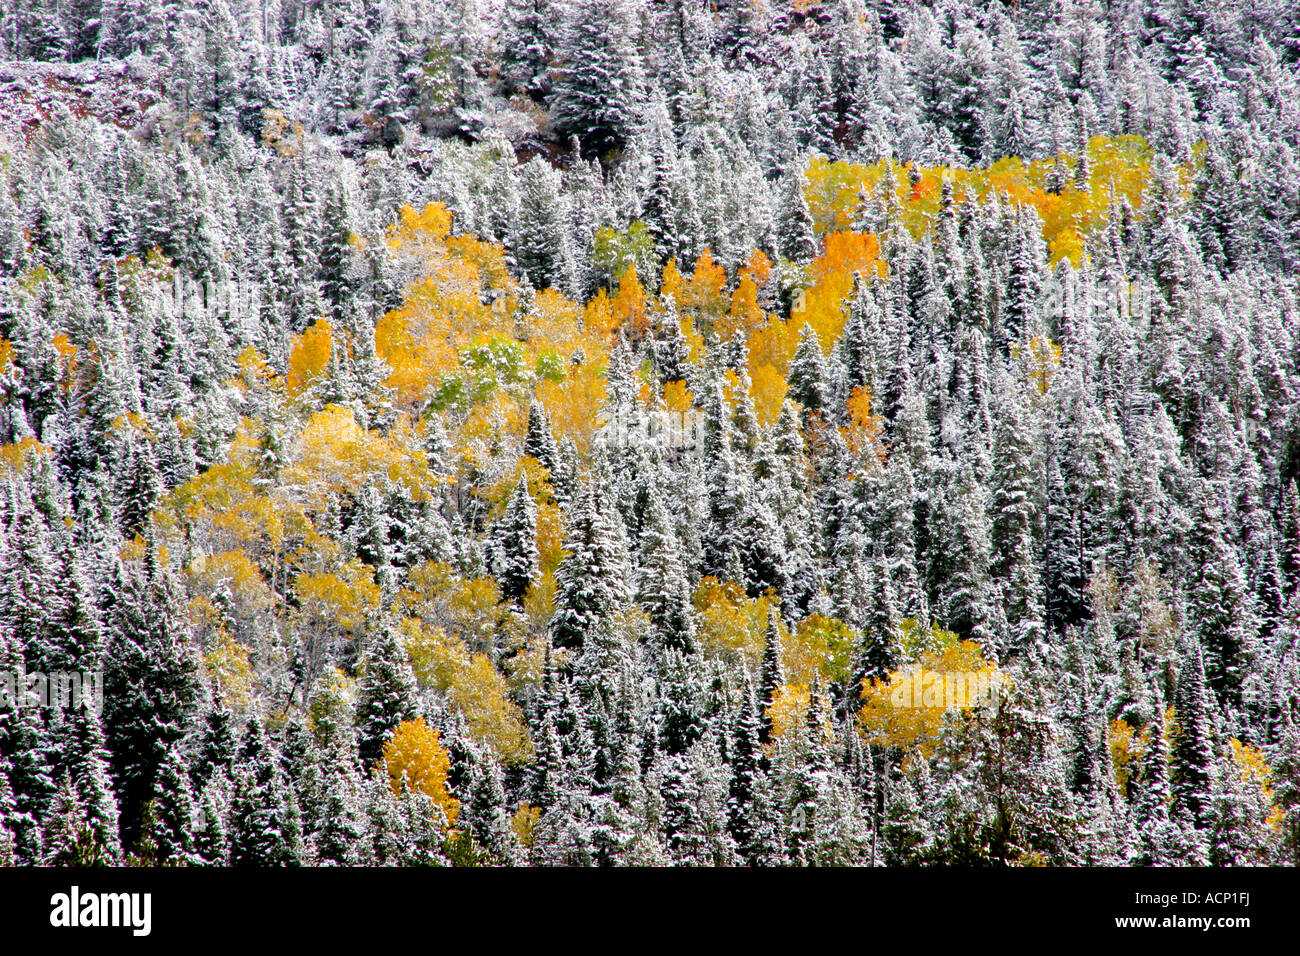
xmin=382 ymin=717 xmax=460 ymax=826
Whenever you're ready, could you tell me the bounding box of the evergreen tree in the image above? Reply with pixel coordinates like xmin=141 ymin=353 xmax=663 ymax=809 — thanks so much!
xmin=636 ymin=492 xmax=695 ymax=651
xmin=513 ymin=157 xmax=572 ymax=291
xmin=101 ymin=550 xmax=200 ymax=848
xmin=775 ymin=168 xmax=817 ymax=264
xmin=1209 ymin=744 xmax=1273 ymax=866
xmin=786 ymin=324 xmax=831 ymax=416
xmin=1171 ymin=644 xmax=1217 ymax=833
xmin=551 ymin=483 xmax=630 ymax=652
xmin=43 ymin=772 xmax=107 ymax=866
xmin=1186 ymin=498 xmax=1256 ymax=711
xmin=1132 ymin=715 xmax=1178 ymax=866
xmin=990 ymin=385 xmax=1045 ymax=656
xmin=495 ymin=475 xmax=540 ymax=605
xmin=549 ymin=0 xmax=645 ymax=156
xmin=463 ymin=749 xmax=521 ymax=865
xmin=881 ymin=766 xmax=932 ymax=866
xmin=65 ymin=704 xmax=121 ymax=863
xmin=851 ymin=557 xmax=904 ymax=700
xmin=354 ymin=617 xmax=421 ymax=768
xmin=314 ymin=755 xmax=370 ymax=866
xmin=758 ymin=611 xmax=785 ymax=747
xmin=229 ymin=721 xmax=301 ymax=867
xmin=139 ymin=744 xmax=198 ymax=865
xmin=523 ymin=401 xmax=559 ymax=474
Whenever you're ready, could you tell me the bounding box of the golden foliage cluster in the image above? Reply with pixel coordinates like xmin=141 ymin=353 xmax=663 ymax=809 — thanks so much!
xmin=857 ymin=639 xmax=1003 ymax=756
xmin=382 ymin=717 xmax=461 ymax=825
xmin=115 ymin=135 xmax=1162 ymax=764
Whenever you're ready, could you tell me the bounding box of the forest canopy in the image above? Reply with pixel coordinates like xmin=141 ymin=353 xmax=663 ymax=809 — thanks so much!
xmin=0 ymin=0 xmax=1298 ymax=868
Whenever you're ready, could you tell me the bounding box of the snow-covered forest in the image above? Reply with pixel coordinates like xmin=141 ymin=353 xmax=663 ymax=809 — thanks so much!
xmin=0 ymin=0 xmax=1298 ymax=867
